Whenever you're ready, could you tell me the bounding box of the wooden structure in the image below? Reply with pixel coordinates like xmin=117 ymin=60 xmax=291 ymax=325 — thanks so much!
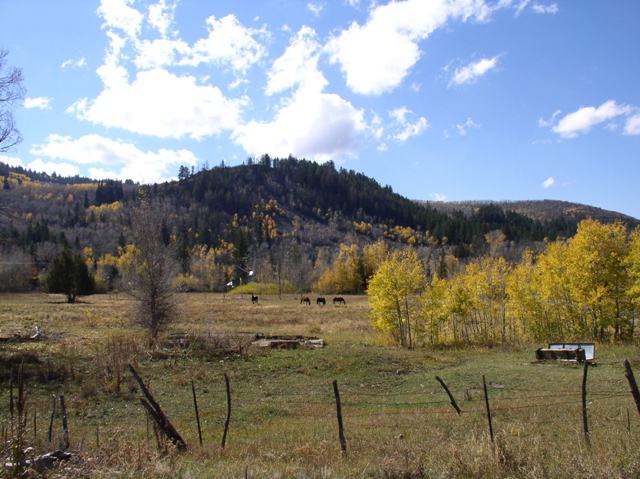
xmin=535 ymin=342 xmax=595 ymax=363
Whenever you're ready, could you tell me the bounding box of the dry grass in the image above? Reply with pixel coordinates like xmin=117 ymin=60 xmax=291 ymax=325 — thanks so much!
xmin=1 ymin=292 xmax=640 ymax=478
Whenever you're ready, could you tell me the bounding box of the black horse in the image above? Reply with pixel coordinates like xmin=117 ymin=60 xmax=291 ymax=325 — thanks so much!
xmin=251 ymin=294 xmax=259 ymax=304
xmin=300 ymin=296 xmax=311 ymax=305
xmin=316 ymin=297 xmax=326 ymax=306
xmin=333 ymin=296 xmax=346 ymax=306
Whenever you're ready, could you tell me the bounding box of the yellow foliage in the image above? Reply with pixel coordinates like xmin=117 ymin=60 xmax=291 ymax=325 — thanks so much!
xmin=368 ymin=248 xmax=426 ymax=348
xmin=86 ymin=201 xmax=123 ymax=222
xmin=314 ymin=243 xmax=364 ymax=294
xmin=353 ymin=221 xmax=372 ymax=235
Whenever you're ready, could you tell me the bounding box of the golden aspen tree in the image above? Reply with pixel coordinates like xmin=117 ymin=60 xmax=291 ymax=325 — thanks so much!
xmin=567 ymin=220 xmax=631 ymax=340
xmin=421 ymin=275 xmax=448 ymax=345
xmin=368 ymin=248 xmax=426 ymax=348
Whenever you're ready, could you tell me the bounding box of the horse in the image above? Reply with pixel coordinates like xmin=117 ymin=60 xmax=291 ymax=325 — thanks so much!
xmin=300 ymin=296 xmax=311 ymax=305
xmin=316 ymin=297 xmax=326 ymax=306
xmin=251 ymin=294 xmax=259 ymax=304
xmin=333 ymin=296 xmax=346 ymax=306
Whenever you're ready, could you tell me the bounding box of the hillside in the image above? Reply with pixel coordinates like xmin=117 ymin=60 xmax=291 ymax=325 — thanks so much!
xmin=1 ymin=157 xmax=636 ymax=291
xmin=420 ymin=199 xmax=638 ymax=225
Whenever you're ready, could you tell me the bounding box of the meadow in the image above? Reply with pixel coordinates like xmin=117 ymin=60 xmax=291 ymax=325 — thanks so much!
xmin=1 ymin=292 xmax=639 ymax=478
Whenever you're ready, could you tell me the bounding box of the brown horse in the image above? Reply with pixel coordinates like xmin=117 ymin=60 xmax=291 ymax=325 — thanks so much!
xmin=300 ymin=296 xmax=311 ymax=305
xmin=316 ymin=297 xmax=326 ymax=306
xmin=333 ymin=296 xmax=346 ymax=306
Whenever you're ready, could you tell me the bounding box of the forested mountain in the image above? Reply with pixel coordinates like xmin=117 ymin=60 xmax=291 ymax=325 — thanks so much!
xmin=421 ymin=199 xmax=638 ymax=226
xmin=1 ymin=156 xmax=637 ymax=292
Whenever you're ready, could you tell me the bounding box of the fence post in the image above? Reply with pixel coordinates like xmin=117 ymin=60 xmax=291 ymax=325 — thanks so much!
xmin=435 ymin=376 xmax=461 ymax=415
xmin=623 ymin=359 xmax=640 ymax=417
xmin=582 ymin=361 xmax=590 ymax=445
xmin=47 ymin=395 xmax=56 ymax=446
xmin=129 ymin=364 xmax=187 ymax=451
xmin=482 ymin=375 xmax=494 ymax=443
xmin=191 ymin=381 xmax=203 ymax=447
xmin=332 ymin=380 xmax=347 ymax=453
xmin=59 ymin=395 xmax=69 ymax=450
xmin=221 ymin=373 xmax=231 ymax=449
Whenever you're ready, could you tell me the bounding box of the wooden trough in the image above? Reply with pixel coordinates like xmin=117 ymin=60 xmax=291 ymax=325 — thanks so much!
xmin=535 ymin=342 xmax=595 ymax=364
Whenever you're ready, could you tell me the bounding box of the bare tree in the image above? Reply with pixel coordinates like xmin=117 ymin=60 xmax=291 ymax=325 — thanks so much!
xmin=123 ymin=198 xmax=177 ymax=342
xmin=0 ymin=49 xmax=24 ymax=152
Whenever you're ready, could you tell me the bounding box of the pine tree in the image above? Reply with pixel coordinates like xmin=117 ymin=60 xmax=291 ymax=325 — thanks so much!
xmin=46 ymin=248 xmax=95 ymax=303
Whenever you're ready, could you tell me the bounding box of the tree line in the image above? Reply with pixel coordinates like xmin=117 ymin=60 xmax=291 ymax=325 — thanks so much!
xmin=368 ymin=219 xmax=640 ymax=346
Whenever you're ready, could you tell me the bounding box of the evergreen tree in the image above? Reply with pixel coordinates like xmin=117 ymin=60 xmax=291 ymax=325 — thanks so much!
xmin=46 ymin=248 xmax=95 ymax=303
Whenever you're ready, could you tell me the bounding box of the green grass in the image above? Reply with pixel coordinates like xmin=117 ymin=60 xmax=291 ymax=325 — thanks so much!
xmin=1 ymin=292 xmax=640 ymax=478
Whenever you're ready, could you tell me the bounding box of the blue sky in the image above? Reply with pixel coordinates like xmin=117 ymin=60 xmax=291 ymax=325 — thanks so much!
xmin=1 ymin=0 xmax=639 ymax=217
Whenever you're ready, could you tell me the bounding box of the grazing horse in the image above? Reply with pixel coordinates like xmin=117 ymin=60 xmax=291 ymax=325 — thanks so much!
xmin=251 ymin=294 xmax=259 ymax=304
xmin=333 ymin=296 xmax=346 ymax=306
xmin=300 ymin=296 xmax=311 ymax=305
xmin=316 ymin=297 xmax=326 ymax=306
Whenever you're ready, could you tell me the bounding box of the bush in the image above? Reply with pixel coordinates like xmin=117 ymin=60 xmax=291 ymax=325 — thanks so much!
xmin=45 ymin=248 xmax=95 ymax=303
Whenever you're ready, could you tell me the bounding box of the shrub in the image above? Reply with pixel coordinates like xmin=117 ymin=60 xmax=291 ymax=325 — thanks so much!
xmin=45 ymin=248 xmax=95 ymax=303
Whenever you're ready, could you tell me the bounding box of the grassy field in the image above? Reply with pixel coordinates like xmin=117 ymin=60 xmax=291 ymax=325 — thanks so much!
xmin=1 ymin=292 xmax=640 ymax=478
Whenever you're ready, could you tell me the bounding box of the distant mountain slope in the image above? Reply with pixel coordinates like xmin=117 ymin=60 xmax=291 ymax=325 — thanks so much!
xmin=419 ymin=199 xmax=638 ymax=226
xmin=1 ymin=157 xmax=636 ymax=269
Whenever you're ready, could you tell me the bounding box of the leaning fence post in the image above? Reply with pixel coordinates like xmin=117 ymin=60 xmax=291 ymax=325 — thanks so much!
xmin=191 ymin=381 xmax=203 ymax=447
xmin=623 ymin=359 xmax=640 ymax=417
xmin=129 ymin=364 xmax=187 ymax=451
xmin=59 ymin=395 xmax=69 ymax=450
xmin=482 ymin=375 xmax=494 ymax=443
xmin=332 ymin=379 xmax=347 ymax=453
xmin=435 ymin=376 xmax=461 ymax=415
xmin=48 ymin=395 xmax=56 ymax=446
xmin=221 ymin=373 xmax=231 ymax=449
xmin=582 ymin=361 xmax=590 ymax=445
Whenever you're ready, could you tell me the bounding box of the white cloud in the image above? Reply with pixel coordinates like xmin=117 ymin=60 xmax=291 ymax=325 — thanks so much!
xmin=542 ymin=176 xmax=554 ymax=188
xmin=307 ymin=2 xmax=324 ymax=16
xmin=531 ymin=3 xmax=558 ymax=14
xmin=182 ymin=15 xmax=267 ymax=73
xmin=97 ymin=0 xmax=144 ymax=39
xmin=624 ymin=114 xmax=640 ymax=136
xmin=133 ymin=14 xmax=266 ymax=73
xmin=326 ymin=0 xmax=496 ymax=95
xmin=60 ymin=57 xmax=87 ymax=69
xmin=23 ymin=97 xmax=53 ymax=110
xmin=233 ymin=87 xmax=366 ymax=163
xmin=0 ymin=154 xmax=23 ymax=167
xmin=514 ymin=0 xmax=531 ymax=16
xmin=432 ymin=192 xmax=447 ymax=201
xmin=451 ymin=56 xmax=499 ymax=86
xmin=134 ymin=38 xmax=191 ymax=69
xmin=148 ymin=0 xmax=177 ymax=38
xmin=395 ymin=117 xmax=428 ymax=141
xmin=456 ymin=117 xmax=481 ymax=135
xmin=371 ymin=113 xmax=384 ymax=140
xmin=538 ymin=109 xmax=561 ymax=128
xmin=266 ymin=26 xmax=326 ymax=95
xmin=27 ymin=159 xmax=80 ymax=177
xmin=31 ymin=134 xmax=197 ymax=183
xmin=389 ymin=107 xmax=429 ymax=141
xmin=69 ymin=67 xmax=245 ymax=139
xmin=551 ymin=100 xmax=632 ymax=138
